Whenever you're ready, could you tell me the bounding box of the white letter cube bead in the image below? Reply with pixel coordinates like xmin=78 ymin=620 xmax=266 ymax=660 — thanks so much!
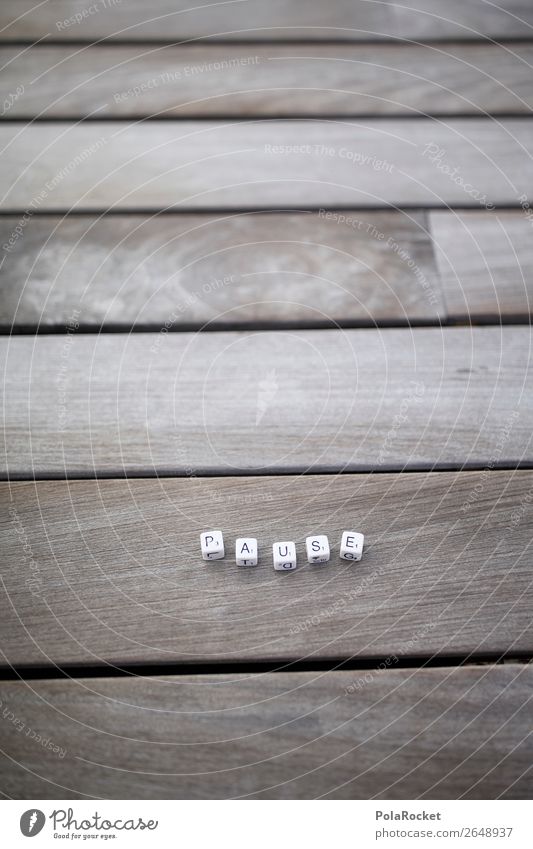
xmin=306 ymin=535 xmax=330 ymax=564
xmin=273 ymin=541 xmax=297 ymax=571
xmin=235 ymin=537 xmax=258 ymax=566
xmin=200 ymin=530 xmax=225 ymax=561
xmin=340 ymin=531 xmax=364 ymax=561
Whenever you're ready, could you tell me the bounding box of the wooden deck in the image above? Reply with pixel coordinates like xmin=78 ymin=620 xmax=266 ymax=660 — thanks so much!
xmin=0 ymin=1 xmax=532 ymax=800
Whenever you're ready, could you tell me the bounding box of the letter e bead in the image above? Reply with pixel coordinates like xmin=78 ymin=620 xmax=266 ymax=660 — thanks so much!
xmin=200 ymin=530 xmax=225 ymax=561
xmin=340 ymin=531 xmax=364 ymax=561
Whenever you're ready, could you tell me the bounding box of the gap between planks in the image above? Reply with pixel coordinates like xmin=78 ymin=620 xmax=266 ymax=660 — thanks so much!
xmin=4 ymin=462 xmax=533 ymax=483
xmin=1 ymin=653 xmax=532 ymax=681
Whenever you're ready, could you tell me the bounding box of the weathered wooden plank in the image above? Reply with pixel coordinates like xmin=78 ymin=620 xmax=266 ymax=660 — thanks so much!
xmin=430 ymin=210 xmax=533 ymax=320
xmin=1 ymin=471 xmax=532 ymax=667
xmin=0 ymin=211 xmax=444 ymax=328
xmin=3 ymin=44 xmax=533 ymax=118
xmin=1 ymin=120 xmax=532 ymax=210
xmin=5 ymin=210 xmax=533 ymax=328
xmin=1 ymin=328 xmax=531 ymax=476
xmin=1 ymin=0 xmax=532 ymax=42
xmin=0 ymin=665 xmax=531 ymax=798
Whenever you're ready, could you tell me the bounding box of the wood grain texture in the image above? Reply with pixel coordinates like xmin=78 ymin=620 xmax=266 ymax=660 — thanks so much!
xmin=430 ymin=210 xmax=533 ymax=320
xmin=0 ymin=211 xmax=444 ymax=328
xmin=3 ymin=43 xmax=533 ymax=118
xmin=4 ymin=210 xmax=533 ymax=328
xmin=1 ymin=471 xmax=532 ymax=667
xmin=1 ymin=120 xmax=532 ymax=210
xmin=1 ymin=327 xmax=532 ymax=477
xmin=1 ymin=0 xmax=532 ymax=42
xmin=0 ymin=665 xmax=531 ymax=799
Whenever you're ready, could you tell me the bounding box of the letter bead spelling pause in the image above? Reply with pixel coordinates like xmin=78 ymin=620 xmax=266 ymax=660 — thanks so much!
xmin=340 ymin=531 xmax=364 ymax=561
xmin=306 ymin=535 xmax=330 ymax=564
xmin=273 ymin=541 xmax=297 ymax=571
xmin=200 ymin=530 xmax=225 ymax=561
xmin=235 ymin=537 xmax=258 ymax=566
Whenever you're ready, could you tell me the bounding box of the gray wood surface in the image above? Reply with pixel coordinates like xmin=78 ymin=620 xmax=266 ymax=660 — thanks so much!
xmin=0 ymin=211 xmax=444 ymax=328
xmin=1 ymin=327 xmax=531 ymax=477
xmin=1 ymin=0 xmax=532 ymax=807
xmin=0 ymin=665 xmax=531 ymax=798
xmin=3 ymin=211 xmax=533 ymax=328
xmin=1 ymin=0 xmax=532 ymax=41
xmin=2 ymin=120 xmax=532 ymax=210
xmin=3 ymin=43 xmax=533 ymax=118
xmin=430 ymin=210 xmax=533 ymax=320
xmin=1 ymin=471 xmax=532 ymax=667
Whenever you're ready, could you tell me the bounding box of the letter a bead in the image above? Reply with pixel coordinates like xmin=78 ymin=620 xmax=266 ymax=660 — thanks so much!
xmin=273 ymin=541 xmax=297 ymax=571
xmin=200 ymin=530 xmax=225 ymax=561
xmin=305 ymin=535 xmax=330 ymax=564
xmin=340 ymin=531 xmax=364 ymax=561
xmin=235 ymin=537 xmax=258 ymax=566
